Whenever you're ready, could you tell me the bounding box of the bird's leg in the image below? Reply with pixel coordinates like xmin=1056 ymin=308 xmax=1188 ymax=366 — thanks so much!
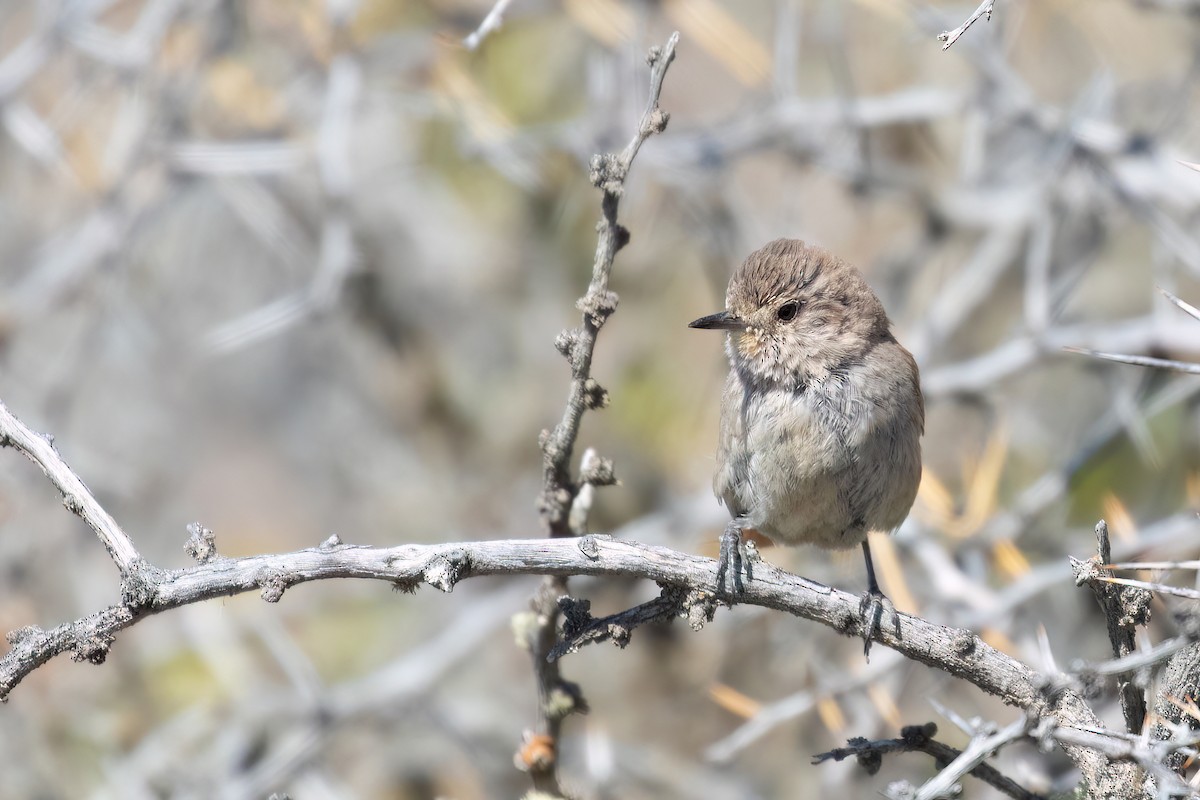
xmin=858 ymin=538 xmax=898 ymax=660
xmin=716 ymin=518 xmax=753 ymax=596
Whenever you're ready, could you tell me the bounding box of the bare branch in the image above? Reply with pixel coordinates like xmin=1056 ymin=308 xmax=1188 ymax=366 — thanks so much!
xmin=521 ymin=31 xmax=679 ymax=796
xmin=537 ymin=32 xmax=677 ymax=538
xmin=1072 ymin=520 xmax=1151 ymax=733
xmin=938 ymin=0 xmax=998 ymax=50
xmin=1094 ymin=576 xmax=1200 ymax=602
xmin=1062 ymin=346 xmax=1200 ymax=376
xmin=0 ymin=400 xmax=141 ymax=574
xmin=0 ymin=375 xmax=1148 ymax=794
xmin=1106 ymin=560 xmax=1200 ymax=571
xmin=550 ymin=583 xmax=711 ymax=661
xmin=1158 ymin=286 xmax=1200 ymax=323
xmin=923 ymin=315 xmax=1200 ymax=397
xmin=1072 ymin=635 xmax=1193 ymax=679
xmin=462 ymin=0 xmax=514 ymax=51
xmin=912 ymin=715 xmax=1034 ymax=800
xmin=1048 ymin=723 xmax=1197 ymax=797
xmin=0 ymin=535 xmax=1029 ymax=699
xmin=0 ymin=529 xmax=1139 ymax=793
xmin=815 ymin=721 xmax=1045 ymax=800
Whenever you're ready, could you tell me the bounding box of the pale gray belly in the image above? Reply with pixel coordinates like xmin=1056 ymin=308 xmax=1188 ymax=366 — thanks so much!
xmin=714 ymin=371 xmax=921 ymax=550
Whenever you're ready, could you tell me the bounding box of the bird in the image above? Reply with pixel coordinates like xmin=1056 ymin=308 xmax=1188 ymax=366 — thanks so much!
xmin=689 ymin=238 xmax=924 ymax=656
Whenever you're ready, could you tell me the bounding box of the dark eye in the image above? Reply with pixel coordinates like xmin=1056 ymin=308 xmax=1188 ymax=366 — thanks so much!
xmin=777 ymin=301 xmax=800 ymax=322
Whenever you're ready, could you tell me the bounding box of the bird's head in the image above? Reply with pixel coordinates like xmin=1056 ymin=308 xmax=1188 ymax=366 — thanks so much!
xmin=689 ymin=239 xmax=893 ymax=389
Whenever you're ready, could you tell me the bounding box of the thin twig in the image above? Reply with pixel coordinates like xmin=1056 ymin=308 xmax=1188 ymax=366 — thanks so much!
xmin=520 ymin=32 xmax=679 ymax=795
xmin=913 ymin=715 xmax=1033 ymax=799
xmin=923 ymin=315 xmax=1200 ymax=396
xmin=1158 ymin=286 xmax=1200 ymax=323
xmin=937 ymin=0 xmax=998 ymax=50
xmin=550 ymin=583 xmax=707 ymax=661
xmin=536 ymin=32 xmax=678 ymax=538
xmin=1071 ymin=520 xmax=1150 ymax=733
xmin=1062 ymin=346 xmax=1200 ymax=375
xmin=1096 ymin=576 xmax=1200 ymax=601
xmin=813 ymin=722 xmax=1045 ymax=800
xmin=462 ymin=0 xmax=514 ymax=50
xmin=1099 ymin=561 xmax=1200 ymax=573
xmin=1072 ymin=635 xmax=1193 ymax=678
xmin=1048 ymin=723 xmax=1198 ymax=797
xmin=0 ymin=400 xmax=141 ymax=573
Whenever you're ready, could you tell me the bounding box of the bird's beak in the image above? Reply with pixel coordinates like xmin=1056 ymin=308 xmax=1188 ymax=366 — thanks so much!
xmin=688 ymin=310 xmax=745 ymax=331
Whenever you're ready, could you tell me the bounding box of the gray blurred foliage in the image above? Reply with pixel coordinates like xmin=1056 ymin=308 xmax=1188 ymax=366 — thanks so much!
xmin=3 ymin=0 xmax=1200 ymax=798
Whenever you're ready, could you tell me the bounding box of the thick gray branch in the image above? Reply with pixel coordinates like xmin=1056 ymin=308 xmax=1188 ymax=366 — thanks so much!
xmin=0 ymin=533 xmax=1137 ymax=794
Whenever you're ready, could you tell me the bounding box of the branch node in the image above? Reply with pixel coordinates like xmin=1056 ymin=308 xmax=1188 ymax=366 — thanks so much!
xmin=576 ymin=290 xmax=619 ymax=329
xmin=545 ymin=680 xmax=588 ymax=720
xmin=848 ymin=737 xmax=883 ymax=774
xmin=588 ymin=153 xmax=625 ymax=195
xmin=320 ymin=532 xmax=343 ymax=549
xmin=581 ymin=378 xmax=609 ymax=410
xmin=72 ymin=629 xmax=115 ymax=665
xmin=683 ymin=588 xmax=717 ymax=631
xmin=423 ymin=550 xmax=468 ymax=592
xmin=120 ymin=560 xmax=164 ymax=609
xmin=511 ymin=610 xmax=538 ymax=652
xmin=5 ymin=625 xmax=41 ymax=646
xmin=643 ymin=108 xmax=670 ymax=136
xmin=613 ymin=224 xmax=630 ymax=253
xmin=578 ymin=535 xmax=601 ymax=560
xmin=390 ymin=576 xmax=420 ymax=594
xmin=951 ymin=632 xmax=977 ymax=659
xmin=514 ymin=731 xmax=557 ymax=774
xmin=536 ymin=486 xmax=573 ymax=528
xmin=258 ymin=570 xmax=288 ymax=603
xmin=832 ymin=603 xmax=858 ymax=634
xmin=558 ymin=595 xmax=593 ymax=632
xmin=553 ymin=595 xmax=634 ymax=659
xmin=902 ymin=722 xmax=938 ymax=745
xmin=61 ymin=494 xmax=83 ymax=516
xmin=884 ymin=779 xmax=918 ymax=800
xmin=553 ymin=329 xmax=581 ymax=363
xmin=184 ymin=522 xmax=217 ymax=564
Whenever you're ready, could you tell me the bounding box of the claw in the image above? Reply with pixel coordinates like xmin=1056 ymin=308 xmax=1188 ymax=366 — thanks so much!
xmin=859 ymin=538 xmax=900 ymax=660
xmin=716 ymin=520 xmax=752 ymax=596
xmin=859 ymin=587 xmax=897 ymax=660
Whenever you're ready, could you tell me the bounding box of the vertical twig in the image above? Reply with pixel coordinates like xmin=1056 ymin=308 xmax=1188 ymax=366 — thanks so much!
xmin=535 ymin=32 xmax=679 ymax=538
xmin=1072 ymin=520 xmax=1152 ymax=733
xmin=515 ymin=32 xmax=680 ymax=797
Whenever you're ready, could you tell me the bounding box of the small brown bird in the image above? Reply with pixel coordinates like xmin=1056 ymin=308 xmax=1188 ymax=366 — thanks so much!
xmin=689 ymin=238 xmax=924 ymax=654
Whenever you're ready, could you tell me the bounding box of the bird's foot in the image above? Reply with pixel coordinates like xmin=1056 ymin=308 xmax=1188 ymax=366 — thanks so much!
xmin=858 ymin=586 xmax=898 ymax=661
xmin=716 ymin=521 xmax=755 ymax=598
